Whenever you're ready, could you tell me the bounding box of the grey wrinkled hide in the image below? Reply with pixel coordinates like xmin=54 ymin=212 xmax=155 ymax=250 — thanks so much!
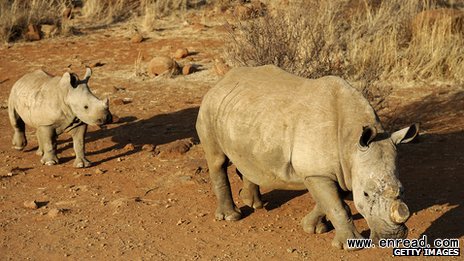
xmin=8 ymin=68 xmax=112 ymax=168
xmin=196 ymin=65 xmax=418 ymax=250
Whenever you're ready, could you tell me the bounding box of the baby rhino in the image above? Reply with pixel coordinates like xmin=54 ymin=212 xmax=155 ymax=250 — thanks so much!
xmin=8 ymin=67 xmax=112 ymax=168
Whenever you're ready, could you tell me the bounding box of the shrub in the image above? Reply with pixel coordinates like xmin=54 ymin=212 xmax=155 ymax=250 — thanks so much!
xmin=81 ymin=0 xmax=139 ymax=24
xmin=225 ymin=0 xmax=464 ymax=88
xmin=141 ymin=0 xmax=188 ymax=31
xmin=0 ymin=0 xmax=68 ymax=43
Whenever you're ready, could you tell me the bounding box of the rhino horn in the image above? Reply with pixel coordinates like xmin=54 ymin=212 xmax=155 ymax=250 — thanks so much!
xmin=390 ymin=200 xmax=410 ymax=224
xmin=383 ymin=184 xmax=400 ymax=198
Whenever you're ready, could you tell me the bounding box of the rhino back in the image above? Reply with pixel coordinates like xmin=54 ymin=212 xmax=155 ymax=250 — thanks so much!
xmin=9 ymin=70 xmax=71 ymax=128
xmin=198 ymin=65 xmax=381 ymax=190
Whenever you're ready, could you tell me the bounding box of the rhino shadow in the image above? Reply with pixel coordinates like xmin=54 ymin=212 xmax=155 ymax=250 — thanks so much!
xmin=81 ymin=107 xmax=200 ymax=165
xmin=398 ymin=132 xmax=464 ymax=242
xmin=382 ymin=90 xmax=464 ymax=241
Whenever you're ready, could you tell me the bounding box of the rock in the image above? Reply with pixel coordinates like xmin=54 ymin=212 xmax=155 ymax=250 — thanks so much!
xmin=123 ymin=143 xmax=135 ymax=151
xmin=89 ymin=61 xmax=105 ymax=68
xmin=182 ymin=64 xmax=195 ymax=75
xmin=411 ymin=8 xmax=464 ymax=36
xmin=47 ymin=208 xmax=65 ymax=218
xmin=95 ymin=168 xmax=106 ymax=175
xmin=234 ymin=5 xmax=253 ymax=20
xmin=213 ymin=59 xmax=230 ymax=76
xmin=155 ymin=138 xmax=194 ymax=156
xmin=131 ymin=33 xmax=144 ymax=43
xmin=113 ymin=99 xmax=125 ymax=106
xmin=142 ymin=144 xmax=155 ymax=152
xmin=113 ymin=98 xmax=131 ymax=106
xmin=250 ymin=0 xmax=267 ymax=16
xmin=147 ymin=55 xmax=179 ymax=77
xmin=24 ymin=24 xmax=41 ymax=41
xmin=40 ymin=24 xmax=58 ymax=38
xmin=110 ymin=198 xmax=129 ymax=208
xmin=174 ymin=48 xmax=189 ymax=59
xmin=23 ymin=200 xmax=38 ymax=209
xmin=190 ymin=23 xmax=207 ymax=31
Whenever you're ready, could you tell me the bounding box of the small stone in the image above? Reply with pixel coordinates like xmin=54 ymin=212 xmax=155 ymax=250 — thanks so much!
xmin=113 ymin=99 xmax=125 ymax=106
xmin=154 ymin=138 xmax=194 ymax=156
xmin=182 ymin=64 xmax=195 ymax=75
xmin=24 ymin=24 xmax=41 ymax=41
xmin=40 ymin=24 xmax=58 ymax=38
xmin=89 ymin=61 xmax=105 ymax=68
xmin=123 ymin=143 xmax=135 ymax=151
xmin=142 ymin=144 xmax=155 ymax=152
xmin=131 ymin=33 xmax=144 ymax=43
xmin=122 ymin=98 xmax=133 ymax=104
xmin=234 ymin=5 xmax=253 ymax=20
xmin=47 ymin=208 xmax=63 ymax=218
xmin=174 ymin=48 xmax=189 ymax=59
xmin=213 ymin=59 xmax=230 ymax=76
xmin=287 ymin=248 xmax=296 ymax=253
xmin=190 ymin=23 xmax=206 ymax=31
xmin=23 ymin=200 xmax=38 ymax=209
xmin=95 ymin=168 xmax=106 ymax=175
xmin=147 ymin=55 xmax=179 ymax=77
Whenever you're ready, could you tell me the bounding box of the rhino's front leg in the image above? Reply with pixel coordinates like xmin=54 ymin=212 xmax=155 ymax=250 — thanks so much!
xmin=37 ymin=126 xmax=59 ymax=165
xmin=304 ymin=176 xmax=362 ymax=250
xmin=302 ymin=204 xmax=332 ymax=234
xmin=70 ymin=124 xmax=91 ymax=168
xmin=206 ymin=152 xmax=241 ymax=221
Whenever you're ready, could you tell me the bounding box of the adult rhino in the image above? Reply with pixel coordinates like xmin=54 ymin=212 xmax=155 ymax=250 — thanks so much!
xmin=196 ymin=65 xmax=418 ymax=250
xmin=8 ymin=67 xmax=112 ymax=168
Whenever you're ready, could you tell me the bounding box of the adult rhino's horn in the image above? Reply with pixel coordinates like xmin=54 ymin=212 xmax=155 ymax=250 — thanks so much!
xmin=390 ymin=200 xmax=410 ymax=224
xmin=383 ymin=184 xmax=400 ymax=198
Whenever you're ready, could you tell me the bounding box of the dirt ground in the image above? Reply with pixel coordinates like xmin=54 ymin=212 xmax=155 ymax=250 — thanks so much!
xmin=0 ymin=12 xmax=463 ymax=261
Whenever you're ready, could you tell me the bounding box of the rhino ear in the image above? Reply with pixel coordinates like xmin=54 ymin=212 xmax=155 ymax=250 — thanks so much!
xmin=70 ymin=73 xmax=79 ymax=88
xmin=83 ymin=67 xmax=92 ymax=82
xmin=61 ymin=72 xmax=79 ymax=88
xmin=359 ymin=126 xmax=377 ymax=148
xmin=391 ymin=123 xmax=419 ymax=144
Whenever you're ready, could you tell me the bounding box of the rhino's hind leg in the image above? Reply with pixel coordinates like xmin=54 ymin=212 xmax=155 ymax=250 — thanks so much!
xmin=302 ymin=204 xmax=332 ymax=234
xmin=304 ymin=176 xmax=363 ymax=250
xmin=205 ymin=148 xmax=241 ymax=221
xmin=37 ymin=126 xmax=59 ymax=166
xmin=238 ymin=171 xmax=263 ymax=209
xmin=70 ymin=124 xmax=91 ymax=168
xmin=8 ymin=107 xmax=27 ymax=150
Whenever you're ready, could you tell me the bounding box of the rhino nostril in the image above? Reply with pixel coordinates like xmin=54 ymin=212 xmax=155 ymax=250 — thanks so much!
xmin=106 ymin=114 xmax=113 ymax=124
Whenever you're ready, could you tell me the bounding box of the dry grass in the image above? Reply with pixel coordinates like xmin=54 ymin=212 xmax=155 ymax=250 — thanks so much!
xmin=134 ymin=50 xmax=145 ymax=77
xmin=226 ymin=0 xmax=464 ymax=90
xmin=0 ymin=0 xmax=68 ymax=43
xmin=81 ymin=0 xmax=138 ymax=24
xmin=141 ymin=0 xmax=188 ymax=31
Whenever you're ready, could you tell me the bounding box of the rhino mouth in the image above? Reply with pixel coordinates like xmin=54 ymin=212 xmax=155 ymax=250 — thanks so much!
xmin=96 ymin=113 xmax=113 ymax=126
xmin=370 ymin=224 xmax=408 ymax=243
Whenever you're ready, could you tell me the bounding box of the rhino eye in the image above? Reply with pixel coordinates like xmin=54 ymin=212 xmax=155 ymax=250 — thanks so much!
xmin=84 ymin=105 xmax=89 ymax=110
xmin=364 ymin=192 xmax=369 ymax=198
